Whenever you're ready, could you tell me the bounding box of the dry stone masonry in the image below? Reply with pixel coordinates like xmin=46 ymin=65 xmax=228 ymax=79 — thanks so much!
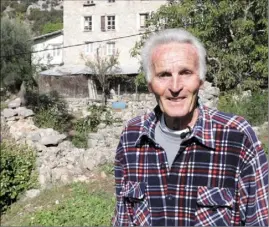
xmin=1 ymin=82 xmax=220 ymax=188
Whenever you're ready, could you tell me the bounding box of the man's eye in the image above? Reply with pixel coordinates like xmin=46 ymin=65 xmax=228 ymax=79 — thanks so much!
xmin=179 ymin=70 xmax=192 ymax=75
xmin=158 ymin=72 xmax=171 ymax=77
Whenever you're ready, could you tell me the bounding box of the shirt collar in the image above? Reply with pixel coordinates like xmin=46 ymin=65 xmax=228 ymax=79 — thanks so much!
xmin=135 ymin=99 xmax=216 ymax=150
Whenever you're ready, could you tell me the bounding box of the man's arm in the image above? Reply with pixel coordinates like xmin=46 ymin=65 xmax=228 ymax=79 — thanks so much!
xmin=238 ymin=140 xmax=268 ymax=226
xmin=112 ymin=135 xmax=131 ymax=226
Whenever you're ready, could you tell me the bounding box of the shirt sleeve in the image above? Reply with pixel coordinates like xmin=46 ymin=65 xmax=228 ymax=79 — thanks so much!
xmin=112 ymin=134 xmax=132 ymax=226
xmin=238 ymin=139 xmax=269 ymax=226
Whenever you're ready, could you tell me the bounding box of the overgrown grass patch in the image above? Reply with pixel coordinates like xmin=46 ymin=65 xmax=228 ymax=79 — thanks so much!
xmin=1 ymin=181 xmax=115 ymax=226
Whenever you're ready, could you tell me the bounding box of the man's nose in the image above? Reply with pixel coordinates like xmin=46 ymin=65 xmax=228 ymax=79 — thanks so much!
xmin=169 ymin=75 xmax=183 ymax=94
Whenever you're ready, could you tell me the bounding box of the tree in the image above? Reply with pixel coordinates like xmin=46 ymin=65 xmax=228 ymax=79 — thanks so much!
xmin=131 ymin=0 xmax=268 ymax=92
xmin=82 ymin=48 xmax=121 ymax=104
xmin=0 ymin=17 xmax=35 ymax=94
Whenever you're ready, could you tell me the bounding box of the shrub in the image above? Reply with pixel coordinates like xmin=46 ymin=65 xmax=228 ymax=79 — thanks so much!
xmin=26 ymin=90 xmax=73 ymax=133
xmin=71 ymin=105 xmax=116 ymax=148
xmin=0 ymin=140 xmax=38 ymax=213
xmin=218 ymin=91 xmax=268 ymax=126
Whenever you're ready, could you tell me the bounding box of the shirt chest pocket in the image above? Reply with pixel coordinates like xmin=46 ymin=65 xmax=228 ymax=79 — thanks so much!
xmin=121 ymin=181 xmax=151 ymax=226
xmin=195 ymin=186 xmax=234 ymax=226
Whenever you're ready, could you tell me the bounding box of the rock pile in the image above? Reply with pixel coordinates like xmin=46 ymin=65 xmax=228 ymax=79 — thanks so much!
xmin=1 ymin=82 xmax=220 ymax=188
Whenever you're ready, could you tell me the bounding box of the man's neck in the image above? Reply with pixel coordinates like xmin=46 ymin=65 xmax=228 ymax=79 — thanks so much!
xmin=164 ymin=108 xmax=199 ymax=131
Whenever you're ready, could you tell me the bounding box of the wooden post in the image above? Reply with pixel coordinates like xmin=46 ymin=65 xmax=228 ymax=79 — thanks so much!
xmin=118 ymin=84 xmax=120 ymax=97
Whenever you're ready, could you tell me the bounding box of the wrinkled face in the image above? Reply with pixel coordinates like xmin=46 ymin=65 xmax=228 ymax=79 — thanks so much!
xmin=148 ymin=42 xmax=202 ymax=119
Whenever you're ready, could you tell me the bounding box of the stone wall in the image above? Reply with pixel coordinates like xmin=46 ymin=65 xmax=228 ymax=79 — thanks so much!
xmin=1 ymin=81 xmax=220 ymax=188
xmin=66 ymin=81 xmax=220 ymax=114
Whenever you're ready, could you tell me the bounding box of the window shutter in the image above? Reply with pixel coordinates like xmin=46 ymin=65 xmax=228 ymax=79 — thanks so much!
xmin=101 ymin=16 xmax=106 ymax=31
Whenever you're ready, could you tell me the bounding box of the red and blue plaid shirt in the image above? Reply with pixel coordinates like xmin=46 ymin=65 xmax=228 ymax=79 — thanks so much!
xmin=112 ymin=104 xmax=268 ymax=226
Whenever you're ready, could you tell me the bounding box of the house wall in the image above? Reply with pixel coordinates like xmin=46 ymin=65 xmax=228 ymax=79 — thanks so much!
xmin=63 ymin=0 xmax=167 ymax=72
xmin=38 ymin=75 xmax=89 ymax=98
xmin=32 ymin=34 xmax=64 ymax=68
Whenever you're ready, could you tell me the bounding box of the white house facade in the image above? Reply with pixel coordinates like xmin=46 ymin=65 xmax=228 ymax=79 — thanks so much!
xmin=32 ymin=30 xmax=63 ymax=70
xmin=63 ymin=0 xmax=167 ymax=74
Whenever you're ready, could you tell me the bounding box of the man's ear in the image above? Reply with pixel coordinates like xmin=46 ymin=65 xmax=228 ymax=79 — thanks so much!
xmin=148 ymin=83 xmax=153 ymax=93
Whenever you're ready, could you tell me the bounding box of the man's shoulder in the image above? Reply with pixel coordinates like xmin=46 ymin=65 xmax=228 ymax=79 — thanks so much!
xmin=204 ymin=106 xmax=258 ymax=143
xmin=124 ymin=112 xmax=153 ymax=128
xmin=206 ymin=107 xmax=250 ymax=129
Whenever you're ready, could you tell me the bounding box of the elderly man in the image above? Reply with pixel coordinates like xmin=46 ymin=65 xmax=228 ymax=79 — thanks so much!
xmin=112 ymin=28 xmax=268 ymax=226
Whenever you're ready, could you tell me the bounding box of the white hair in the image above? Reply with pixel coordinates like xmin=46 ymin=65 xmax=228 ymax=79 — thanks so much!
xmin=141 ymin=28 xmax=207 ymax=82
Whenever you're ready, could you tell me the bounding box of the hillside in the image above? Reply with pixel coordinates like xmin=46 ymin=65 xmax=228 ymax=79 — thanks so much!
xmin=1 ymin=0 xmax=63 ymax=37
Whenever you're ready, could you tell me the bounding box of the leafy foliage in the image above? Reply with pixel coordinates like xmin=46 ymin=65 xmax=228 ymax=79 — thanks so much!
xmin=42 ymin=21 xmax=63 ymax=34
xmin=27 ymin=8 xmax=63 ymax=35
xmin=26 ymin=183 xmax=115 ymax=226
xmin=0 ymin=140 xmax=38 ymax=213
xmin=71 ymin=105 xmax=116 ymax=148
xmin=25 ymin=90 xmax=73 ymax=133
xmin=218 ymin=90 xmax=268 ymax=126
xmin=0 ymin=17 xmax=35 ymax=93
xmin=132 ymin=0 xmax=268 ymax=91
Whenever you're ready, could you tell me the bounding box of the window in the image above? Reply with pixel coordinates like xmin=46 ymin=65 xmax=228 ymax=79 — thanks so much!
xmin=106 ymin=42 xmax=115 ymax=55
xmin=83 ymin=0 xmax=95 ymax=6
xmin=85 ymin=42 xmax=93 ymax=54
xmin=84 ymin=16 xmax=92 ymax=31
xmin=101 ymin=15 xmax=115 ymax=31
xmin=52 ymin=44 xmax=61 ymax=57
xmin=140 ymin=13 xmax=149 ymax=29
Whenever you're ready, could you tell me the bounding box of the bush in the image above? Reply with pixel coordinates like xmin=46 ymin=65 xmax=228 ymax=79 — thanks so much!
xmin=26 ymin=90 xmax=73 ymax=133
xmin=218 ymin=91 xmax=268 ymax=126
xmin=70 ymin=105 xmax=116 ymax=148
xmin=0 ymin=140 xmax=38 ymax=213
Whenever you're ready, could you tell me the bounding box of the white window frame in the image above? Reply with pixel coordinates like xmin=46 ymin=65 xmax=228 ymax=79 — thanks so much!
xmin=107 ymin=15 xmax=115 ymax=31
xmin=52 ymin=44 xmax=61 ymax=57
xmin=139 ymin=13 xmax=149 ymax=29
xmin=85 ymin=42 xmax=93 ymax=55
xmin=106 ymin=42 xmax=115 ymax=56
xmin=101 ymin=15 xmax=116 ymax=31
xmin=84 ymin=16 xmax=92 ymax=31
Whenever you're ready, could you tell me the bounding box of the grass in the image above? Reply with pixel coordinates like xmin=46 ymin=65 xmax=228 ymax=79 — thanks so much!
xmin=1 ymin=165 xmax=115 ymax=226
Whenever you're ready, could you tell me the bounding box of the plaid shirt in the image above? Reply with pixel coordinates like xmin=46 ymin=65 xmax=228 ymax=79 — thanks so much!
xmin=112 ymin=104 xmax=268 ymax=226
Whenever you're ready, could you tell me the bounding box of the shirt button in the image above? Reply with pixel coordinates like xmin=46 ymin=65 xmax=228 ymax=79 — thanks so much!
xmin=167 ymin=195 xmax=173 ymax=200
xmin=160 ymin=163 xmax=166 ymax=169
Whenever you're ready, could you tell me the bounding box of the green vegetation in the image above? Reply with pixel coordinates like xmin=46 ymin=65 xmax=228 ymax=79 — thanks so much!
xmin=25 ymin=91 xmax=73 ymax=133
xmin=132 ymin=0 xmax=268 ymax=92
xmin=71 ymin=105 xmax=117 ymax=148
xmin=0 ymin=17 xmax=35 ymax=94
xmin=1 ymin=180 xmax=115 ymax=226
xmin=27 ymin=8 xmax=63 ymax=35
xmin=218 ymin=91 xmax=268 ymax=126
xmin=0 ymin=140 xmax=38 ymax=213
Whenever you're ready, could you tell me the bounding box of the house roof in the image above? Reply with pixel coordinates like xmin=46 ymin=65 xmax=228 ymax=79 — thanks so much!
xmin=32 ymin=30 xmax=63 ymax=42
xmin=40 ymin=64 xmax=139 ymax=76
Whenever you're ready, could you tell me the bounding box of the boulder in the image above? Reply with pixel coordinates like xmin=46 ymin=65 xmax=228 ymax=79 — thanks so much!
xmin=8 ymin=98 xmax=21 ymax=109
xmin=16 ymin=107 xmax=34 ymax=118
xmin=40 ymin=134 xmax=67 ymax=146
xmin=2 ymin=108 xmax=17 ymax=118
xmin=25 ymin=189 xmax=41 ymax=199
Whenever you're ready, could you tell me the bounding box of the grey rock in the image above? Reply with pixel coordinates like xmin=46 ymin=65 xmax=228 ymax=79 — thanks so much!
xmin=40 ymin=134 xmax=67 ymax=146
xmin=16 ymin=107 xmax=34 ymax=118
xmin=2 ymin=108 xmax=17 ymax=118
xmin=25 ymin=189 xmax=41 ymax=199
xmin=8 ymin=98 xmax=21 ymax=109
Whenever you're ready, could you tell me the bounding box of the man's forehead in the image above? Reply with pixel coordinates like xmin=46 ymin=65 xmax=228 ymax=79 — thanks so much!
xmin=151 ymin=42 xmax=198 ymax=66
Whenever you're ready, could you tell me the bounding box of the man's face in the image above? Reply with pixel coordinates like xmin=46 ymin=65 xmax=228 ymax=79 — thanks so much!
xmin=148 ymin=42 xmax=202 ymax=119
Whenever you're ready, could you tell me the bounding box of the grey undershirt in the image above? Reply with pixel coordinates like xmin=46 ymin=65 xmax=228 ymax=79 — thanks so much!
xmin=155 ymin=115 xmax=188 ymax=168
